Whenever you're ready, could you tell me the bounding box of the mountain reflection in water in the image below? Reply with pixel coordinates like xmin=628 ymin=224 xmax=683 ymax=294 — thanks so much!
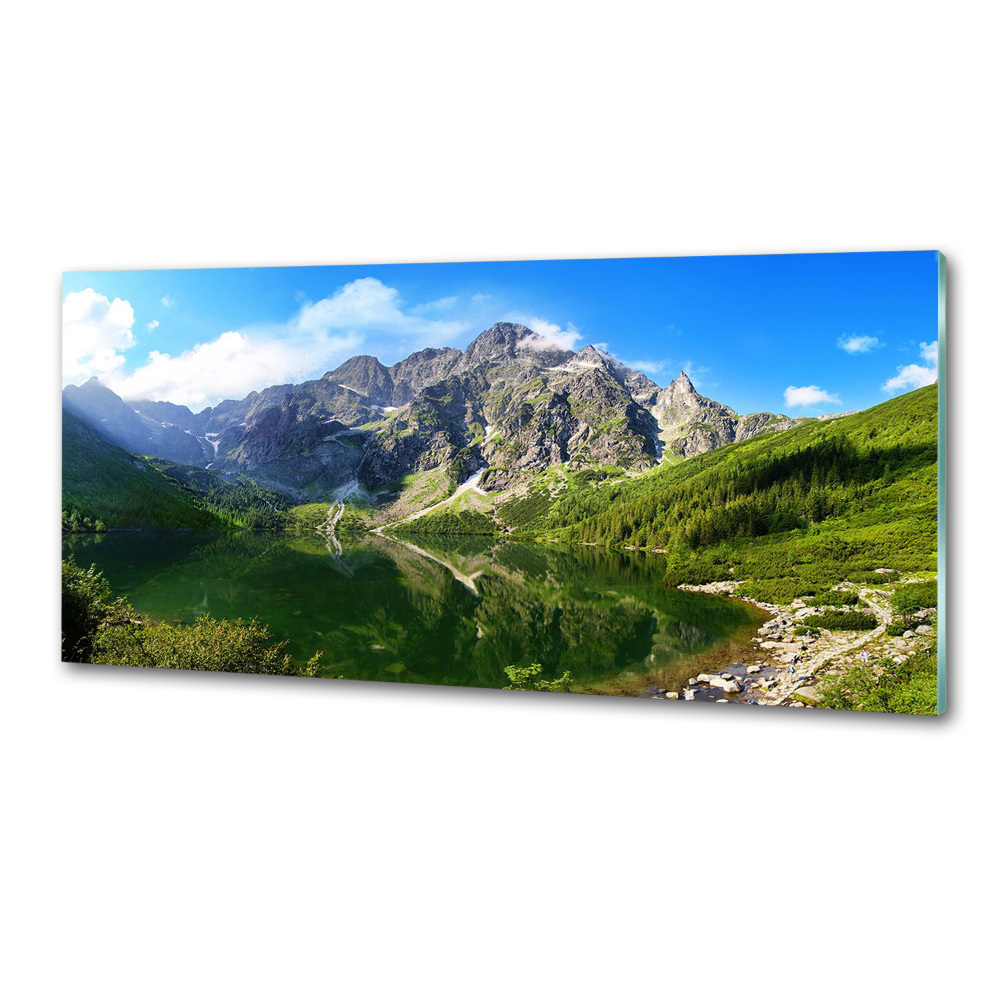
xmin=63 ymin=531 xmax=761 ymax=693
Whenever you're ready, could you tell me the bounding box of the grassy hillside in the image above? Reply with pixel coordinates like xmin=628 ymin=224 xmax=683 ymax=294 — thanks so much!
xmin=62 ymin=411 xmax=227 ymax=530
xmin=520 ymin=385 xmax=938 ymax=602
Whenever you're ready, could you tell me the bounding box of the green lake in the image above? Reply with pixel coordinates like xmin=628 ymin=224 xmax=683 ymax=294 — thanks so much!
xmin=63 ymin=531 xmax=763 ymax=694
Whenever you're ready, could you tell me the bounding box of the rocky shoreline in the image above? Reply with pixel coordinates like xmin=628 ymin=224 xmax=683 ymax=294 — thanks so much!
xmin=638 ymin=578 xmax=936 ymax=709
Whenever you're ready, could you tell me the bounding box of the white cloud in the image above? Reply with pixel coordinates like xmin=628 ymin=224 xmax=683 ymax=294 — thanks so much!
xmin=510 ymin=316 xmax=582 ymax=352
xmin=882 ymin=340 xmax=938 ymax=393
xmin=784 ymin=385 xmax=842 ymax=408
xmin=296 ymin=277 xmax=471 ymax=341
xmin=146 ymin=319 xmax=159 ymax=331
xmin=62 ymin=288 xmax=136 ymax=384
xmin=72 ymin=276 xmax=476 ymax=407
xmin=161 ymin=295 xmax=173 ymax=307
xmin=622 ymin=359 xmax=666 ymax=374
xmin=838 ymin=333 xmax=882 ymax=354
xmin=410 ymin=296 xmax=458 ymax=314
xmin=471 ymin=293 xmax=491 ymax=304
xmin=107 ymin=328 xmax=364 ymax=408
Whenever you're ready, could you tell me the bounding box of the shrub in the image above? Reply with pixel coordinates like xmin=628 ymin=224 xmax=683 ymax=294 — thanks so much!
xmin=892 ymin=581 xmax=938 ymax=620
xmin=735 ymin=578 xmax=816 ymax=604
xmin=809 ymin=610 xmax=878 ymax=631
xmin=503 ymin=663 xmax=574 ymax=693
xmin=95 ymin=614 xmax=322 ymax=676
xmin=819 ymin=644 xmax=937 ymax=714
xmin=63 ymin=557 xmax=321 ymax=676
xmin=62 ymin=557 xmax=123 ymax=662
xmin=851 ymin=570 xmax=900 ymax=585
xmin=806 ymin=589 xmax=859 ymax=607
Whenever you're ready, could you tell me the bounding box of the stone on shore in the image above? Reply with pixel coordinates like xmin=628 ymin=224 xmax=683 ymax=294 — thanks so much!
xmin=708 ymin=676 xmax=741 ymax=694
xmin=793 ymin=686 xmax=822 ymax=707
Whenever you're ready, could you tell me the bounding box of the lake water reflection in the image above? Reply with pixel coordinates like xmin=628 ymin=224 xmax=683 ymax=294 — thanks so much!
xmin=64 ymin=531 xmax=762 ymax=693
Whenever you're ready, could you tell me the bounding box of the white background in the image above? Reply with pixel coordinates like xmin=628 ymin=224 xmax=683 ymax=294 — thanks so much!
xmin=2 ymin=2 xmax=996 ymax=997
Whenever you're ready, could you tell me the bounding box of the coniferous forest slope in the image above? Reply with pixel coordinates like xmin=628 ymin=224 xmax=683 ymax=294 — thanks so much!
xmin=517 ymin=384 xmax=937 ymax=603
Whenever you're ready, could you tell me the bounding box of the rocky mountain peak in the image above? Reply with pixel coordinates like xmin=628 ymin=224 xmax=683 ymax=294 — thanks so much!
xmin=674 ymin=370 xmax=695 ymax=392
xmin=574 ymin=345 xmax=622 ymax=369
xmin=323 ymin=354 xmax=394 ymax=405
xmin=460 ymin=322 xmax=535 ymax=367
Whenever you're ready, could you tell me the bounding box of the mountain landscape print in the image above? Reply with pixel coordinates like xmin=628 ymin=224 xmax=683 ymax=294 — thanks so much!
xmin=61 ymin=253 xmax=945 ymax=713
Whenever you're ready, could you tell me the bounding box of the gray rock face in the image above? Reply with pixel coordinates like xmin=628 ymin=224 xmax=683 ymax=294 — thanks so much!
xmin=63 ymin=322 xmax=795 ymax=498
xmin=388 ymin=348 xmax=462 ymax=405
xmin=647 ymin=371 xmax=794 ymax=458
xmin=323 ymin=355 xmax=394 ymax=406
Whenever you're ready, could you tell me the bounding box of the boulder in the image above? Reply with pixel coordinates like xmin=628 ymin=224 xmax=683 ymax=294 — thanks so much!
xmin=916 ymin=624 xmax=933 ymax=634
xmin=793 ymin=686 xmax=822 ymax=707
xmin=903 ymin=630 xmax=916 ymax=639
xmin=709 ymin=676 xmax=741 ymax=694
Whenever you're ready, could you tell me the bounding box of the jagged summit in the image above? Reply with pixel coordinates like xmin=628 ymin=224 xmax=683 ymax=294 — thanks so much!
xmin=323 ymin=354 xmax=393 ymax=405
xmin=457 ymin=321 xmax=575 ymax=370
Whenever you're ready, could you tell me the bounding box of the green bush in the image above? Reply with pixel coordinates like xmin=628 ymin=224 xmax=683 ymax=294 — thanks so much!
xmin=63 ymin=557 xmax=321 ymax=676
xmin=892 ymin=581 xmax=938 ymax=620
xmin=62 ymin=557 xmax=123 ymax=662
xmin=735 ymin=578 xmax=816 ymax=604
xmin=851 ymin=570 xmax=899 ymax=584
xmin=95 ymin=615 xmax=322 ymax=675
xmin=809 ymin=610 xmax=878 ymax=631
xmin=503 ymin=663 xmax=574 ymax=693
xmin=820 ymin=644 xmax=937 ymax=714
xmin=806 ymin=589 xmax=859 ymax=607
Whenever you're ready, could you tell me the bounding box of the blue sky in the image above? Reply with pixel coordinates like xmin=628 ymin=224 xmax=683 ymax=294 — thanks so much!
xmin=62 ymin=252 xmax=941 ymax=412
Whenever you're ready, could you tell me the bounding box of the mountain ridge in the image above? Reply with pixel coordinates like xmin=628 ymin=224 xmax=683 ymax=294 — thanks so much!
xmin=63 ymin=322 xmax=796 ymax=500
